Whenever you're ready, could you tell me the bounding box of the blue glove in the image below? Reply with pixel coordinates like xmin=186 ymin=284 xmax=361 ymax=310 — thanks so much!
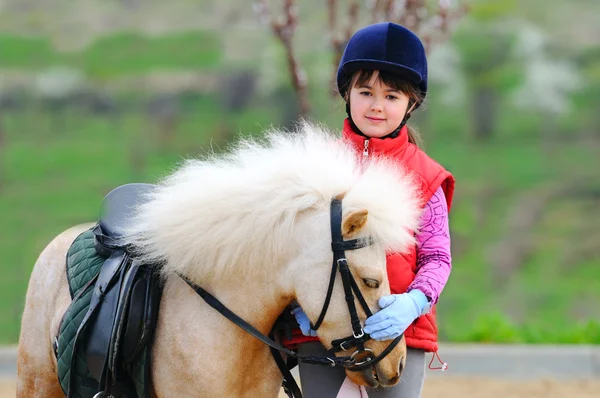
xmin=291 ymin=306 xmax=318 ymax=337
xmin=363 ymin=290 xmax=430 ymax=341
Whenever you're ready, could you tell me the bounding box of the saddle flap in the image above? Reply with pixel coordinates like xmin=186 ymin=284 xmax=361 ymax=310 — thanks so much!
xmin=81 ymin=254 xmax=162 ymax=387
xmin=83 ymin=250 xmax=129 ymax=382
xmin=118 ymin=265 xmax=162 ymax=364
xmin=107 ymin=262 xmax=143 ymax=379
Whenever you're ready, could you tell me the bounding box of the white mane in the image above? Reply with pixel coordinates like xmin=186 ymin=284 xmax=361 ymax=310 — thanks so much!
xmin=122 ymin=121 xmax=421 ymax=283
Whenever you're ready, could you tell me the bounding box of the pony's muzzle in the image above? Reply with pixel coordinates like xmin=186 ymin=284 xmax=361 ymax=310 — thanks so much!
xmin=376 ymin=354 xmax=404 ymax=387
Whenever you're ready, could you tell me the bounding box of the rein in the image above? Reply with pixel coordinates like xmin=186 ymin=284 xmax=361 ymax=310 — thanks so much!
xmin=180 ymin=198 xmax=403 ymax=396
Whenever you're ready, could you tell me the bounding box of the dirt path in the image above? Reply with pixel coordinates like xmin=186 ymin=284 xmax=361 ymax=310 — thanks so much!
xmin=422 ymin=377 xmax=600 ymax=397
xmin=5 ymin=377 xmax=599 ymax=397
xmin=0 ymin=379 xmax=15 ymax=397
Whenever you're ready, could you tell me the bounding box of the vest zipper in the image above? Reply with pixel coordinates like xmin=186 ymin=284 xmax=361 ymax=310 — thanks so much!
xmin=363 ymin=139 xmax=370 ymax=158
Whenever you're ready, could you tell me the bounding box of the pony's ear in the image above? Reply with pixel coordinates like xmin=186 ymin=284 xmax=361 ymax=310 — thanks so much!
xmin=342 ymin=209 xmax=368 ymax=238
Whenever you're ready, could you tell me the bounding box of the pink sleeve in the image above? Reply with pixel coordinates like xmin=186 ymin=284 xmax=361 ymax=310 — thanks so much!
xmin=407 ymin=186 xmax=452 ymax=305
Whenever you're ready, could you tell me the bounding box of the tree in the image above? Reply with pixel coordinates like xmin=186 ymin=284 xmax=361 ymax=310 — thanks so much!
xmin=255 ymin=0 xmax=467 ymax=119
xmin=255 ymin=0 xmax=310 ymax=117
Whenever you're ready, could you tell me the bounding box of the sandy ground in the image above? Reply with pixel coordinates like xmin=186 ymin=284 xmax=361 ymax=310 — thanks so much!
xmin=5 ymin=377 xmax=599 ymax=397
xmin=421 ymin=377 xmax=600 ymax=397
xmin=0 ymin=379 xmax=14 ymax=397
xmin=276 ymin=377 xmax=600 ymax=397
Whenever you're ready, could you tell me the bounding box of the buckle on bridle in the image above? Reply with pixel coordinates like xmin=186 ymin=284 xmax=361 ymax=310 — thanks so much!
xmin=353 ymin=328 xmax=364 ymax=339
xmin=339 ymin=340 xmax=351 ymax=351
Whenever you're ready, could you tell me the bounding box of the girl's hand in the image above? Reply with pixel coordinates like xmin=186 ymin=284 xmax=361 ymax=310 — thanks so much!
xmin=291 ymin=306 xmax=318 ymax=337
xmin=363 ymin=290 xmax=429 ymax=341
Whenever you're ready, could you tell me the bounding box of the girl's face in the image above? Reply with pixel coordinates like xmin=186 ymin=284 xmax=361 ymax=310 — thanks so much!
xmin=348 ymin=70 xmax=413 ymax=138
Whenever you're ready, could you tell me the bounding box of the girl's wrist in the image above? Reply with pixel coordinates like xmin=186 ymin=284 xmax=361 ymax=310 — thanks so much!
xmin=408 ymin=289 xmax=431 ymax=315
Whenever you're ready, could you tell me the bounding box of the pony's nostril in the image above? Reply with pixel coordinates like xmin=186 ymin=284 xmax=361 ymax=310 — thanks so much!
xmin=398 ymin=357 xmax=405 ymax=374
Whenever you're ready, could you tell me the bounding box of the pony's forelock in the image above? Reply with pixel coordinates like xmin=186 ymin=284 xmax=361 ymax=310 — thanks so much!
xmin=122 ymin=120 xmax=420 ymax=284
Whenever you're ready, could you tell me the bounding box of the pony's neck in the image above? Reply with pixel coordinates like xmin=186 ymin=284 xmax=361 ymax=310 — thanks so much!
xmin=153 ymin=274 xmax=294 ymax=397
xmin=205 ymin=271 xmax=293 ymax=335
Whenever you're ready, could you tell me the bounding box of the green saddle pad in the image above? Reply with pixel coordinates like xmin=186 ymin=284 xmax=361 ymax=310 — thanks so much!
xmin=56 ymin=228 xmax=149 ymax=398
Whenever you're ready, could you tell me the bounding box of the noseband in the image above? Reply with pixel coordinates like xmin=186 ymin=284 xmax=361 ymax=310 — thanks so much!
xmin=180 ymin=198 xmax=403 ymax=396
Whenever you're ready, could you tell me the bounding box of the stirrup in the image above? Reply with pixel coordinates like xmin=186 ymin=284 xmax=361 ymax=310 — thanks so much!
xmin=93 ymin=392 xmax=115 ymax=398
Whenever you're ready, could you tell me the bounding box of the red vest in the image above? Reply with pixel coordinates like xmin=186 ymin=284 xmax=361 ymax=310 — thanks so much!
xmin=342 ymin=120 xmax=455 ymax=352
xmin=283 ymin=120 xmax=455 ymax=352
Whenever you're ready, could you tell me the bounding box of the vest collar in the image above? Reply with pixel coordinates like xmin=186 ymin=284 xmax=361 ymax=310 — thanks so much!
xmin=342 ymin=118 xmax=410 ymax=158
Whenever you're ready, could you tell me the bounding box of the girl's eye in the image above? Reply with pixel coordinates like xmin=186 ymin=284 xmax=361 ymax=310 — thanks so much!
xmin=360 ymin=91 xmax=371 ymax=96
xmin=387 ymin=95 xmax=398 ymax=100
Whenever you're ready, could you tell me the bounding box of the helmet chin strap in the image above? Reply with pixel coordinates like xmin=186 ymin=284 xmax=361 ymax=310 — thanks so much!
xmin=346 ymin=101 xmax=413 ymax=139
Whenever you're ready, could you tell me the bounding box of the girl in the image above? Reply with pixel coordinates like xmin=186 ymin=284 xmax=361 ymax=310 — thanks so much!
xmin=293 ymin=22 xmax=455 ymax=398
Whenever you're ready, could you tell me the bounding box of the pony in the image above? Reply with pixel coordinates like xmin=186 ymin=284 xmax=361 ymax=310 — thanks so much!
xmin=16 ymin=121 xmax=422 ymax=397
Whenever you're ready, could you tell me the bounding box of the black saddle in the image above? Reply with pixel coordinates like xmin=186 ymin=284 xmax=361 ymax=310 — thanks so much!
xmin=94 ymin=182 xmax=155 ymax=251
xmin=81 ymin=183 xmax=163 ymax=397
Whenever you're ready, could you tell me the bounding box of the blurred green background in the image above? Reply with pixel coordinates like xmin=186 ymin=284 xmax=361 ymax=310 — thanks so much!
xmin=1 ymin=0 xmax=599 ymax=345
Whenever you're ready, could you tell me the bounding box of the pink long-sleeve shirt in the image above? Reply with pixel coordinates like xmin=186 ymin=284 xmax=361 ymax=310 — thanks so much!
xmin=407 ymin=186 xmax=452 ymax=305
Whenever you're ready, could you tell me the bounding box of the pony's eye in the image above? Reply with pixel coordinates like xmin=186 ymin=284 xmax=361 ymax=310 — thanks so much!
xmin=363 ymin=278 xmax=380 ymax=289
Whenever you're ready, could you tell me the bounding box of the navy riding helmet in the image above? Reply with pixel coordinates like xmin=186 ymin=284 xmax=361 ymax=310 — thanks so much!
xmin=337 ymin=22 xmax=428 ymax=106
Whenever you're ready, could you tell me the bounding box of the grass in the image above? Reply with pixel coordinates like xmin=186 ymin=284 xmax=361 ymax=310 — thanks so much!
xmin=0 ymin=31 xmax=222 ymax=77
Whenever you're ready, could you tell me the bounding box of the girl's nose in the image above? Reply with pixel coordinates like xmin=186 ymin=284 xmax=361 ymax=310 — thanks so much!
xmin=370 ymin=98 xmax=383 ymax=111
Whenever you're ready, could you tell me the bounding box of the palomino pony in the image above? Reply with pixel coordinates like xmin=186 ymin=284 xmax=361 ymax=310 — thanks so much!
xmin=17 ymin=121 xmax=421 ymax=397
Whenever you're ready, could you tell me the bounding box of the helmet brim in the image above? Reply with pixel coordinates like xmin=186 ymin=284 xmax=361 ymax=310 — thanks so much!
xmin=341 ymin=60 xmax=422 ymax=87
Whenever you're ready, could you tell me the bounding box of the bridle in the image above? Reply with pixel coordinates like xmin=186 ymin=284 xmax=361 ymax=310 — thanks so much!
xmin=311 ymin=198 xmax=404 ymax=370
xmin=180 ymin=198 xmax=403 ymax=396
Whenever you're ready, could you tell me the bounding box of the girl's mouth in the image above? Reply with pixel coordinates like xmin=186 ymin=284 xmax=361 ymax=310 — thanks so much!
xmin=366 ymin=117 xmax=385 ymax=123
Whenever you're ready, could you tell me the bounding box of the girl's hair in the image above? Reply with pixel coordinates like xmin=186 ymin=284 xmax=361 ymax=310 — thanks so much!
xmin=344 ymin=69 xmax=424 ymax=148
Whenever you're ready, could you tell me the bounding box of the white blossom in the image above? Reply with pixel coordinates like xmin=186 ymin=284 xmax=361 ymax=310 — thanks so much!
xmin=34 ymin=66 xmax=86 ymax=100
xmin=511 ymin=22 xmax=582 ymax=115
xmin=428 ymin=42 xmax=466 ymax=104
